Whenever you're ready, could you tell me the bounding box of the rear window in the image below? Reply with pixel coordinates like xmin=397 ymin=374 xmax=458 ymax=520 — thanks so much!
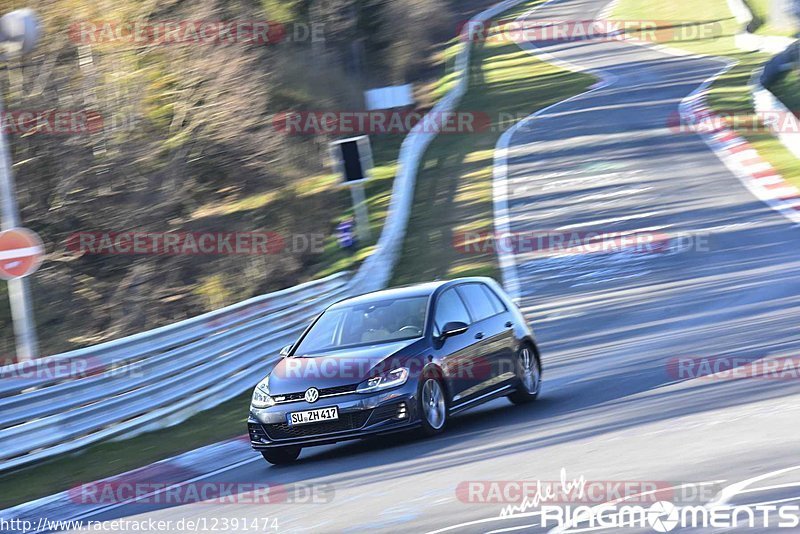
xmin=481 ymin=284 xmax=507 ymax=315
xmin=457 ymin=283 xmax=499 ymax=322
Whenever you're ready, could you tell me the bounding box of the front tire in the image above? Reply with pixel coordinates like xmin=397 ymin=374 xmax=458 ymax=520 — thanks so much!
xmin=261 ymin=446 xmax=301 ymax=465
xmin=418 ymin=376 xmax=448 ymax=436
xmin=508 ymin=344 xmax=542 ymax=405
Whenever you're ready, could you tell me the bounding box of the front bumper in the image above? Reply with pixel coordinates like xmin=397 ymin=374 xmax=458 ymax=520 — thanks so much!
xmin=248 ymin=383 xmax=419 ymax=449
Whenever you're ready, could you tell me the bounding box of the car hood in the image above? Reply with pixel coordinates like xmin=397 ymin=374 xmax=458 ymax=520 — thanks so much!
xmin=268 ymin=339 xmax=418 ymax=393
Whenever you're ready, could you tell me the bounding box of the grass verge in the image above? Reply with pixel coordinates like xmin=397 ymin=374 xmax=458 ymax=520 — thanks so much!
xmin=613 ymin=0 xmax=800 ymax=190
xmin=392 ymin=0 xmax=595 ymax=284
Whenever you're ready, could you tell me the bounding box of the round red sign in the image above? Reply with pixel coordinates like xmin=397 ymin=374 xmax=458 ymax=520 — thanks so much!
xmin=0 ymin=227 xmax=44 ymax=280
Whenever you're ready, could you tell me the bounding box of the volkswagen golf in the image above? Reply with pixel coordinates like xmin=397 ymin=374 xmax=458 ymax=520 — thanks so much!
xmin=247 ymin=277 xmax=542 ymax=464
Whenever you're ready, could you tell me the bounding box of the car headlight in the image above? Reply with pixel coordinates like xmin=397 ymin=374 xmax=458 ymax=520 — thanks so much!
xmin=251 ymin=376 xmax=275 ymax=409
xmin=356 ymin=367 xmax=409 ymax=393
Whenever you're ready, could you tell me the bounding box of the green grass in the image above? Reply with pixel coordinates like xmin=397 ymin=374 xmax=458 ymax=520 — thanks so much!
xmin=392 ymin=0 xmax=595 ymax=285
xmin=613 ymin=0 xmax=800 ymax=190
xmin=307 ymin=135 xmax=406 ymax=279
xmin=181 ymin=132 xmax=404 ymax=284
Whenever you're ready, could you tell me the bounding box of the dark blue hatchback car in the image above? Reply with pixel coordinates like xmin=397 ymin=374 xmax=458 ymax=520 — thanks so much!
xmin=248 ymin=277 xmax=542 ymax=464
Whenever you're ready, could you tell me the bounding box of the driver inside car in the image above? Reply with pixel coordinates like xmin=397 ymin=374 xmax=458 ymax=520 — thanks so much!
xmin=360 ymin=306 xmax=392 ymax=343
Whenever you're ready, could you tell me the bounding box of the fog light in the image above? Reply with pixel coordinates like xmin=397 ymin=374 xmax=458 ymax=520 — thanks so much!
xmin=396 ymin=402 xmax=408 ymax=420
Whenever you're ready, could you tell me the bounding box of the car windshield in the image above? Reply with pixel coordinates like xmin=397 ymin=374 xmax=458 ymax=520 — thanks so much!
xmin=294 ymin=296 xmax=428 ymax=355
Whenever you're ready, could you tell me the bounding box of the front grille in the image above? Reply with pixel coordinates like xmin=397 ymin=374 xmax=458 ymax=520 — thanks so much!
xmin=263 ymin=410 xmax=371 ymax=440
xmin=274 ymin=384 xmax=358 ymax=404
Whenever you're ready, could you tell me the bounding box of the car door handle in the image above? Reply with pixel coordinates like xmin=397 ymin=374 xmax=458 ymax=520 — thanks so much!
xmin=505 ymin=322 xmax=513 ymax=328
xmin=475 ymin=332 xmax=485 ymax=340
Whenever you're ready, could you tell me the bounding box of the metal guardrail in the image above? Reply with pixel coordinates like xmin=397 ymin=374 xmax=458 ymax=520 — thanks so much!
xmin=0 ymin=0 xmax=529 ymax=474
xmin=754 ymin=42 xmax=800 ymax=159
xmin=760 ymin=42 xmax=798 ymax=84
xmin=0 ymin=272 xmax=350 ymax=472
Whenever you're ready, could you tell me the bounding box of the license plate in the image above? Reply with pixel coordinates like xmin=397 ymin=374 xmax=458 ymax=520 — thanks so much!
xmin=287 ymin=406 xmax=339 ymax=426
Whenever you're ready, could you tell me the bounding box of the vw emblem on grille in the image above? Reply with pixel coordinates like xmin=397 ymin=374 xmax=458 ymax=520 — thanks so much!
xmin=304 ymin=387 xmax=320 ymax=403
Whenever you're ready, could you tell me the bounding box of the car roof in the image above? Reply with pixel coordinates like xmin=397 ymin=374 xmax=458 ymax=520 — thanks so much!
xmin=328 ymin=277 xmax=497 ymax=309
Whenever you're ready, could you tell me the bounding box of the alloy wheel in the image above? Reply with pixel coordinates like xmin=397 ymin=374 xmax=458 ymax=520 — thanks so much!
xmin=519 ymin=347 xmax=541 ymax=395
xmin=421 ymin=378 xmax=446 ymax=430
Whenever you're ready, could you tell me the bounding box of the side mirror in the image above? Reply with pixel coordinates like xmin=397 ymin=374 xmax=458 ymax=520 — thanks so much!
xmin=441 ymin=321 xmax=469 ymax=339
xmin=279 ymin=344 xmax=292 ymax=357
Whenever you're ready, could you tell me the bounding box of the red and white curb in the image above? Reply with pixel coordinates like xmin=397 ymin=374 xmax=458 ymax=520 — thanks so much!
xmin=682 ymin=95 xmax=800 ymax=225
xmin=0 ymin=435 xmax=255 ymax=533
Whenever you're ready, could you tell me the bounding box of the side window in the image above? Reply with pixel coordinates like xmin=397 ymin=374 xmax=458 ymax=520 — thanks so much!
xmin=457 ymin=283 xmax=497 ymax=322
xmin=481 ymin=284 xmax=507 ymax=315
xmin=434 ymin=288 xmax=471 ymax=331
